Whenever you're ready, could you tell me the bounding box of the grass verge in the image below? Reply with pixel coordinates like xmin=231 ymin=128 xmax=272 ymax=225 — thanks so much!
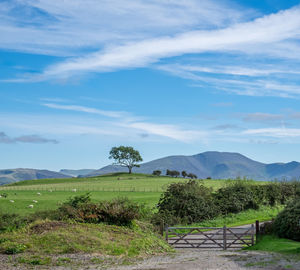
xmin=0 ymin=219 xmax=172 ymax=257
xmin=175 ymin=205 xmax=283 ymax=228
xmin=246 ymin=235 xmax=300 ymax=255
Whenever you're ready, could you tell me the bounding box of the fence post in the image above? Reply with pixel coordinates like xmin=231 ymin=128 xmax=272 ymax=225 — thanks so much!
xmin=251 ymin=224 xmax=255 ymax=246
xmin=160 ymin=220 xmax=164 ymax=236
xmin=165 ymin=224 xmax=169 ymax=242
xmin=255 ymin=220 xmax=260 ymax=243
xmin=223 ymin=225 xmax=227 ymax=250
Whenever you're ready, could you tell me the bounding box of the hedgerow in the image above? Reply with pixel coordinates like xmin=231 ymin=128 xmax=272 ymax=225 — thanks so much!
xmin=154 ymin=180 xmax=300 ymax=225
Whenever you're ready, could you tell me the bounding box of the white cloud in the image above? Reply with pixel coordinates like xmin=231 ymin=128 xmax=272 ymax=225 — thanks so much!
xmin=126 ymin=122 xmax=204 ymax=142
xmin=43 ymin=103 xmax=128 ymax=118
xmin=15 ymin=5 xmax=299 ymax=81
xmin=0 ymin=0 xmax=244 ymax=56
xmin=243 ymin=128 xmax=300 ymax=138
xmin=159 ymin=64 xmax=300 ymax=98
xmin=40 ymin=103 xmax=206 ymax=142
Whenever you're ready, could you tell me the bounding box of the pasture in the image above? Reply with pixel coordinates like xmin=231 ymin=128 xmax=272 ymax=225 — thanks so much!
xmin=0 ymin=173 xmax=266 ymax=215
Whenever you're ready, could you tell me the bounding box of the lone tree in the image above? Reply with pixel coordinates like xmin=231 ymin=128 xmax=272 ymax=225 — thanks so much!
xmin=109 ymin=146 xmax=143 ymax=174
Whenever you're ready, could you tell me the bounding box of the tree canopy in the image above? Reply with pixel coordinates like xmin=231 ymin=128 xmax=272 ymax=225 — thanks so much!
xmin=109 ymin=146 xmax=143 ymax=174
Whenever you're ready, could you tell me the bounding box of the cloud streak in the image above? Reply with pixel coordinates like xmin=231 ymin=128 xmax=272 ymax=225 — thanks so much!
xmin=41 ymin=103 xmax=206 ymax=143
xmin=0 ymin=132 xmax=58 ymax=144
xmin=10 ymin=5 xmax=300 ymax=82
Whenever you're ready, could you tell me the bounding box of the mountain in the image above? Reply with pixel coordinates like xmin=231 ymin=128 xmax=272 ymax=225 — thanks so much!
xmin=0 ymin=168 xmax=70 ymax=185
xmin=59 ymin=169 xmax=96 ymax=177
xmin=86 ymin=151 xmax=300 ymax=180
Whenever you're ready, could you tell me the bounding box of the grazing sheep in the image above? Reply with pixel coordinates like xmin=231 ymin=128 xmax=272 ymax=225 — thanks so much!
xmin=28 ymin=205 xmax=34 ymax=208
xmin=48 ymin=190 xmax=53 ymax=192
xmin=9 ymin=200 xmax=14 ymax=203
xmin=0 ymin=195 xmax=2 ymax=198
xmin=33 ymin=200 xmax=38 ymax=203
xmin=71 ymin=188 xmax=77 ymax=192
xmin=37 ymin=192 xmax=41 ymax=195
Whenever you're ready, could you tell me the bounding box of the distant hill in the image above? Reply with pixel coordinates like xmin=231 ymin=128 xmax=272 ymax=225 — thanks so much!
xmin=0 ymin=168 xmax=70 ymax=185
xmin=59 ymin=169 xmax=96 ymax=177
xmin=86 ymin=151 xmax=300 ymax=180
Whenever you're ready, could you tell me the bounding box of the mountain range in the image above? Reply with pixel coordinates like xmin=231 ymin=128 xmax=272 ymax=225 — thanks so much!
xmin=85 ymin=151 xmax=300 ymax=181
xmin=0 ymin=168 xmax=70 ymax=185
xmin=1 ymin=151 xmax=300 ymax=185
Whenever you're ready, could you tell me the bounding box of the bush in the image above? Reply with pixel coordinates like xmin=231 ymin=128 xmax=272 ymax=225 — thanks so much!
xmin=214 ymin=181 xmax=260 ymax=214
xmin=156 ymin=180 xmax=219 ymax=224
xmin=57 ymin=195 xmax=143 ymax=226
xmin=98 ymin=198 xmax=141 ymax=226
xmin=273 ymin=198 xmax=300 ymax=241
xmin=152 ymin=170 xmax=161 ymax=176
xmin=0 ymin=212 xmax=26 ymax=232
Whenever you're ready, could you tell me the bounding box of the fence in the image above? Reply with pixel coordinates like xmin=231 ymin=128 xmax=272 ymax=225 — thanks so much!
xmin=166 ymin=224 xmax=256 ymax=249
xmin=0 ymin=186 xmax=164 ymax=192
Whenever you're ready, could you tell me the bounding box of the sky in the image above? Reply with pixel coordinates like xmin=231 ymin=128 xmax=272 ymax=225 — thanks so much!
xmin=1 ymin=0 xmax=300 ymax=171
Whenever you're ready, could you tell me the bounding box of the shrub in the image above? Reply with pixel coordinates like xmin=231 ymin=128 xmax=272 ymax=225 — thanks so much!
xmin=57 ymin=195 xmax=142 ymax=226
xmin=152 ymin=170 xmax=161 ymax=176
xmin=273 ymin=198 xmax=300 ymax=241
xmin=187 ymin=173 xmax=197 ymax=179
xmin=98 ymin=198 xmax=141 ymax=226
xmin=0 ymin=212 xmax=26 ymax=232
xmin=263 ymin=183 xmax=282 ymax=206
xmin=214 ymin=181 xmax=260 ymax=214
xmin=156 ymin=180 xmax=219 ymax=224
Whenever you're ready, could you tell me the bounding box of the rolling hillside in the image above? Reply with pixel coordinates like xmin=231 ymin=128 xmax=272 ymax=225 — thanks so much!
xmin=0 ymin=168 xmax=69 ymax=185
xmin=86 ymin=151 xmax=300 ymax=180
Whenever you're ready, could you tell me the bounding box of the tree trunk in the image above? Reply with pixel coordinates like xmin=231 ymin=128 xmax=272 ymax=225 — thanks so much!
xmin=128 ymin=167 xmax=132 ymax=174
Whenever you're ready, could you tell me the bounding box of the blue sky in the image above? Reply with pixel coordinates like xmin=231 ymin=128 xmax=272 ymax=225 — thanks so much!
xmin=1 ymin=0 xmax=300 ymax=170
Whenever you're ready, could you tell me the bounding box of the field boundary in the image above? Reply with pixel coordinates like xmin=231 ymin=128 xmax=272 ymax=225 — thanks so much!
xmin=166 ymin=224 xmax=256 ymax=249
xmin=0 ymin=186 xmax=164 ymax=192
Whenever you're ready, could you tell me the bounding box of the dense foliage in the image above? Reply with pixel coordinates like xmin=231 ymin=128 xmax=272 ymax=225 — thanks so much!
xmin=57 ymin=195 xmax=143 ymax=226
xmin=155 ymin=180 xmax=218 ymax=224
xmin=154 ymin=180 xmax=300 ymax=225
xmin=273 ymin=198 xmax=300 ymax=241
xmin=0 ymin=194 xmax=148 ymax=232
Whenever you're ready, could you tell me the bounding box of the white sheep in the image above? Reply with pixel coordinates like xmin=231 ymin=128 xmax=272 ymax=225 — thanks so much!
xmin=48 ymin=190 xmax=52 ymax=192
xmin=28 ymin=205 xmax=34 ymax=208
xmin=32 ymin=200 xmax=38 ymax=203
xmin=0 ymin=195 xmax=2 ymax=198
xmin=9 ymin=200 xmax=14 ymax=203
xmin=71 ymin=188 xmax=77 ymax=192
xmin=37 ymin=192 xmax=41 ymax=195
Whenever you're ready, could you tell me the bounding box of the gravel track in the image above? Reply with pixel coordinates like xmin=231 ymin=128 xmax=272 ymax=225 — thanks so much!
xmin=1 ymin=250 xmax=299 ymax=270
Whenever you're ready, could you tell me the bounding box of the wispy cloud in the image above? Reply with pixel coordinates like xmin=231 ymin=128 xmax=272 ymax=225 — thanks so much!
xmin=0 ymin=132 xmax=58 ymax=144
xmin=211 ymin=124 xmax=240 ymax=130
xmin=243 ymin=128 xmax=300 ymax=138
xmin=4 ymin=4 xmax=300 ymax=84
xmin=243 ymin=113 xmax=283 ymax=123
xmin=0 ymin=0 xmax=245 ymax=56
xmin=43 ymin=103 xmax=129 ymax=118
xmin=41 ymin=103 xmax=206 ymax=142
xmin=159 ymin=63 xmax=300 ymax=98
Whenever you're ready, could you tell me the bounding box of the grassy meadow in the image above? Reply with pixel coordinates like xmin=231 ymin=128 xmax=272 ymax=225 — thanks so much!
xmin=0 ymin=173 xmax=267 ymax=216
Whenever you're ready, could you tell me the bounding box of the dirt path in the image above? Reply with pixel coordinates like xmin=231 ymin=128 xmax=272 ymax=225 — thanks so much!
xmin=109 ymin=250 xmax=300 ymax=270
xmin=0 ymin=249 xmax=299 ymax=270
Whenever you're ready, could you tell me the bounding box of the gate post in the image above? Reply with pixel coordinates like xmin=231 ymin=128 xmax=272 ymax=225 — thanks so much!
xmin=251 ymin=224 xmax=255 ymax=246
xmin=159 ymin=221 xmax=164 ymax=236
xmin=255 ymin=220 xmax=260 ymax=243
xmin=223 ymin=225 xmax=227 ymax=250
xmin=165 ymin=224 xmax=169 ymax=242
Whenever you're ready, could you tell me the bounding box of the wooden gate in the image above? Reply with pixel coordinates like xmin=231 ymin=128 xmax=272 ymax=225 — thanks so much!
xmin=166 ymin=225 xmax=255 ymax=249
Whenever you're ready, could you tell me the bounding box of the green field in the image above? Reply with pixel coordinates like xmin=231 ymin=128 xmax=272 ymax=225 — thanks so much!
xmin=0 ymin=173 xmax=266 ymax=216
